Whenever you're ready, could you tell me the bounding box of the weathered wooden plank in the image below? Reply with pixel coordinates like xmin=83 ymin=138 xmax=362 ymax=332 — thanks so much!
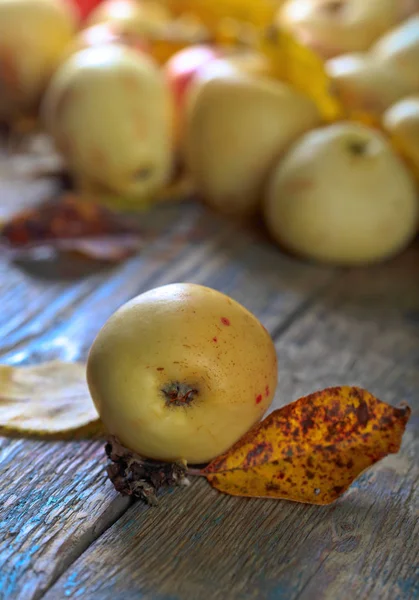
xmin=44 ymin=244 xmax=419 ymax=600
xmin=0 ymin=179 xmax=337 ymax=599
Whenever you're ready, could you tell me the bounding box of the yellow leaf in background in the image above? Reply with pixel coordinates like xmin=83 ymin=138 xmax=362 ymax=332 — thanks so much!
xmin=259 ymin=26 xmax=345 ymax=122
xmin=203 ymin=386 xmax=411 ymax=505
xmin=161 ymin=0 xmax=279 ymax=31
xmin=0 ymin=362 xmax=100 ymax=435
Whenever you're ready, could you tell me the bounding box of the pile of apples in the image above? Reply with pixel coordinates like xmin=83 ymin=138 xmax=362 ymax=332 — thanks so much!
xmin=0 ymin=0 xmax=418 ymax=266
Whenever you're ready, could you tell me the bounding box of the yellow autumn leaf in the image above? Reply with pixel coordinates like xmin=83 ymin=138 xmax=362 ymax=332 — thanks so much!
xmin=202 ymin=386 xmax=411 ymax=505
xmin=161 ymin=0 xmax=279 ymax=31
xmin=0 ymin=361 xmax=100 ymax=435
xmin=259 ymin=25 xmax=344 ymax=122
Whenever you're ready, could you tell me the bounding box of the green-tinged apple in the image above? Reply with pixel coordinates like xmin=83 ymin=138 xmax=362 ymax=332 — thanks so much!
xmin=184 ymin=75 xmax=321 ymax=217
xmin=87 ymin=283 xmax=278 ymax=464
xmin=372 ymin=15 xmax=419 ymax=92
xmin=85 ymin=0 xmax=171 ymax=37
xmin=0 ymin=0 xmax=77 ymax=120
xmin=278 ymin=0 xmax=401 ymax=58
xmin=383 ymin=95 xmax=419 ymax=184
xmin=42 ymin=44 xmax=173 ymax=200
xmin=326 ymin=53 xmax=413 ymax=115
xmin=263 ymin=122 xmax=418 ymax=265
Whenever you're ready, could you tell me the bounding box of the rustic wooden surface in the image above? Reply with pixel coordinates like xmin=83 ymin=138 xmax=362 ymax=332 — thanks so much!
xmin=0 ymin=175 xmax=418 ymax=600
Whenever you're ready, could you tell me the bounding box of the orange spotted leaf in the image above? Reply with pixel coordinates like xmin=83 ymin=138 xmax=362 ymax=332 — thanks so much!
xmin=202 ymin=387 xmax=411 ymax=504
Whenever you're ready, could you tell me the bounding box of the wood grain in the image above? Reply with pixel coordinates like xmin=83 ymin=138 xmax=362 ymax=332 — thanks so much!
xmin=0 ymin=179 xmax=338 ymax=600
xmin=44 ymin=245 xmax=419 ymax=600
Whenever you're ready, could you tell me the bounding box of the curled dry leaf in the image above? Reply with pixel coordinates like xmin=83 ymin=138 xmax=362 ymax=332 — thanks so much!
xmin=0 ymin=193 xmax=146 ymax=263
xmin=0 ymin=361 xmax=100 ymax=435
xmin=202 ymin=387 xmax=411 ymax=504
xmin=105 ymin=436 xmax=188 ymax=506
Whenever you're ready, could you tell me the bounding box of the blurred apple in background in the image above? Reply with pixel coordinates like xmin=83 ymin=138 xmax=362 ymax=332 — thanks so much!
xmin=42 ymin=44 xmax=173 ymax=201
xmin=383 ymin=96 xmax=419 ymax=186
xmin=327 ymin=53 xmax=413 ymax=116
xmin=85 ymin=0 xmax=172 ymax=37
xmin=67 ymin=21 xmax=151 ymax=57
xmin=0 ymin=0 xmax=78 ymax=121
xmin=278 ymin=0 xmax=401 ymax=58
xmin=184 ymin=75 xmax=321 ymax=217
xmin=372 ymin=15 xmax=419 ymax=92
xmin=164 ymin=45 xmax=274 ymax=146
xmin=263 ymin=122 xmax=418 ymax=265
xmin=71 ymin=0 xmax=102 ymax=22
xmin=164 ymin=44 xmax=221 ymax=140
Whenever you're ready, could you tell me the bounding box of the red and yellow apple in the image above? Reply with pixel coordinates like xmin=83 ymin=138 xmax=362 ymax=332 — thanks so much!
xmin=87 ymin=283 xmax=278 ymax=464
xmin=164 ymin=44 xmax=221 ymax=140
xmin=263 ymin=122 xmax=418 ymax=265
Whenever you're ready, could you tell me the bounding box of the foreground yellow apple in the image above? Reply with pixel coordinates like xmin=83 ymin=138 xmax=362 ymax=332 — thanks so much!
xmin=87 ymin=283 xmax=278 ymax=464
xmin=278 ymin=0 xmax=401 ymax=58
xmin=42 ymin=44 xmax=173 ymax=200
xmin=184 ymin=75 xmax=321 ymax=217
xmin=0 ymin=0 xmax=77 ymax=119
xmin=326 ymin=53 xmax=413 ymax=116
xmin=263 ymin=122 xmax=418 ymax=265
xmin=383 ymin=96 xmax=419 ymax=185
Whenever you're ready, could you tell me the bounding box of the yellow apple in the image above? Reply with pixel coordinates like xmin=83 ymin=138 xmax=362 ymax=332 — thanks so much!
xmin=87 ymin=283 xmax=278 ymax=464
xmin=383 ymin=95 xmax=419 ymax=184
xmin=42 ymin=44 xmax=173 ymax=200
xmin=398 ymin=0 xmax=418 ymax=20
xmin=66 ymin=22 xmax=151 ymax=59
xmin=326 ymin=53 xmax=413 ymax=115
xmin=184 ymin=75 xmax=321 ymax=217
xmin=263 ymin=122 xmax=418 ymax=265
xmin=278 ymin=0 xmax=401 ymax=58
xmin=372 ymin=15 xmax=419 ymax=92
xmin=85 ymin=0 xmax=171 ymax=38
xmin=0 ymin=0 xmax=77 ymax=120
xmin=222 ymin=49 xmax=275 ymax=79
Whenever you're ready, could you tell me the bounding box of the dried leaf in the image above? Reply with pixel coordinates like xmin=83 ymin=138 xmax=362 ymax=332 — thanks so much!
xmin=105 ymin=436 xmax=188 ymax=505
xmin=203 ymin=387 xmax=411 ymax=504
xmin=0 ymin=361 xmax=100 ymax=435
xmin=0 ymin=193 xmax=145 ymax=263
xmin=259 ymin=26 xmax=345 ymax=122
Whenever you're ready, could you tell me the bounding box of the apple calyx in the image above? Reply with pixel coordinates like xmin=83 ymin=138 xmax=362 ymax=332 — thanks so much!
xmin=348 ymin=139 xmax=369 ymax=156
xmin=105 ymin=436 xmax=188 ymax=505
xmin=162 ymin=381 xmax=199 ymax=407
xmin=321 ymin=0 xmax=346 ymax=15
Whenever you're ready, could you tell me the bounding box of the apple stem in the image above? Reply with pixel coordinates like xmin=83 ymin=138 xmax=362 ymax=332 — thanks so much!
xmin=187 ymin=467 xmax=206 ymax=477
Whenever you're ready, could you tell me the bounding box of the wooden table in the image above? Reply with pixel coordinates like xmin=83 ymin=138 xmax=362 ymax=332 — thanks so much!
xmin=0 ymin=174 xmax=418 ymax=600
